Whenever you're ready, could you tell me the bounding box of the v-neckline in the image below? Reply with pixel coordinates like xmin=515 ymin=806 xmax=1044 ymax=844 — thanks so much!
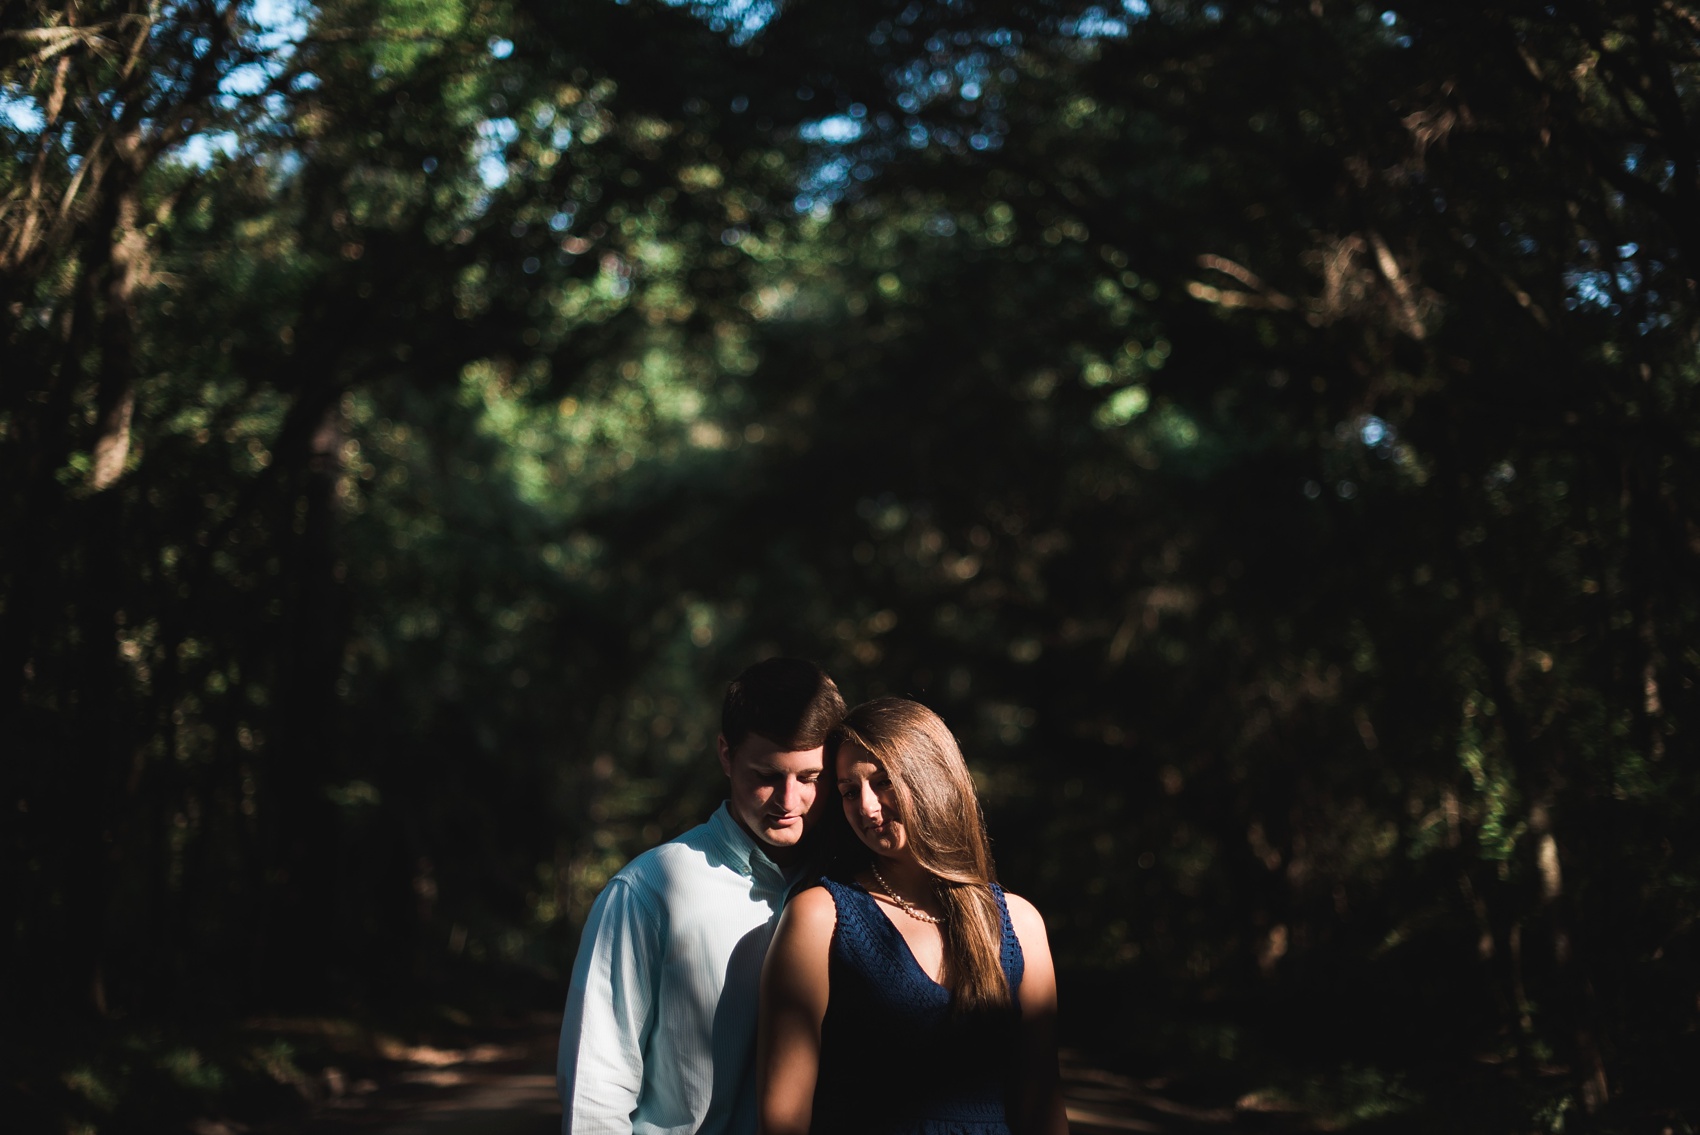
xmin=853 ymin=882 xmax=949 ymax=991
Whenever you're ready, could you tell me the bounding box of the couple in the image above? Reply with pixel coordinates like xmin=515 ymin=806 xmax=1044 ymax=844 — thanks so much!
xmin=556 ymin=658 xmax=1068 ymax=1135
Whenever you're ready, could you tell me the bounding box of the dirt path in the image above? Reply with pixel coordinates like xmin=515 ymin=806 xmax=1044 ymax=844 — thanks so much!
xmin=283 ymin=1020 xmax=1309 ymax=1134
xmin=284 ymin=1017 xmax=560 ymax=1134
xmin=1057 ymin=1056 xmax=1310 ymax=1134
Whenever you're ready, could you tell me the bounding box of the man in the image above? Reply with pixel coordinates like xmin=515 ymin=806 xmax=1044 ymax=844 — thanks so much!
xmin=557 ymin=658 xmax=847 ymax=1134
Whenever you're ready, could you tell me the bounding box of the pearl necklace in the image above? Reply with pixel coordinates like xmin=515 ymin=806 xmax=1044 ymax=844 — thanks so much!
xmin=870 ymin=865 xmax=944 ymax=924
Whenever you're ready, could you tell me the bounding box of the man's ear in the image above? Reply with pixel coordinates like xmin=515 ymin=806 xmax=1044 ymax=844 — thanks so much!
xmin=717 ymin=733 xmax=733 ymax=778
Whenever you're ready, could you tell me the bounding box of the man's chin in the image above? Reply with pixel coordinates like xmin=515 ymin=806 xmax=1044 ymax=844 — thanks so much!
xmin=758 ymin=821 xmax=809 ymax=848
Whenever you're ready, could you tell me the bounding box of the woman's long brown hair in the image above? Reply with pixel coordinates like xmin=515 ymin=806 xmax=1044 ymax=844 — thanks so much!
xmin=830 ymin=697 xmax=1011 ymax=1014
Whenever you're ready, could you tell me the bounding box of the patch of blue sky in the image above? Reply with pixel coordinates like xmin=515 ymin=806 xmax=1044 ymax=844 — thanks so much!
xmin=213 ymin=0 xmax=311 ymax=100
xmin=1565 ymin=269 xmax=1613 ymax=310
xmin=479 ymin=117 xmax=521 ymax=144
xmin=793 ymin=19 xmax=1015 ymax=205
xmin=478 ymin=154 xmax=510 ymax=188
xmin=475 ymin=116 xmax=520 ymax=189
xmin=1563 ymin=240 xmax=1666 ymax=328
xmin=1639 ymin=310 xmax=1673 ymax=335
xmin=1619 ymin=145 xmax=1676 ymax=187
xmin=1062 ymin=5 xmax=1136 ymax=38
xmin=178 ymin=130 xmax=242 ymax=167
xmin=659 ymin=0 xmax=777 ymax=44
xmin=793 ymin=102 xmax=890 ymax=212
xmin=1378 ymin=10 xmax=1413 ymax=48
xmin=221 ymin=62 xmax=275 ymax=97
xmin=249 ymin=0 xmax=311 ymax=51
xmin=800 ymin=116 xmax=864 ymax=144
xmin=1 ymin=88 xmax=47 ymax=134
xmin=794 ymin=154 xmax=853 ymax=212
xmin=892 ymin=52 xmax=989 ymax=116
xmin=273 ymin=149 xmax=304 ymax=178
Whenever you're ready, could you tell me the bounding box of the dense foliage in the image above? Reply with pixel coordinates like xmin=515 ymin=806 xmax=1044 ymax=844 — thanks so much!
xmin=4 ymin=0 xmax=1698 ymax=1130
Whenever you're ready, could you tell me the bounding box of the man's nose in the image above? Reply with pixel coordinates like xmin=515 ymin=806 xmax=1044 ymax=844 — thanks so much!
xmin=781 ymin=776 xmax=807 ymax=812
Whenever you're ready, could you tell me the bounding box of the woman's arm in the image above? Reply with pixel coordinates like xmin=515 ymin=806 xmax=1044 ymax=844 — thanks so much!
xmin=1006 ymin=892 xmax=1070 ymax=1135
xmin=757 ymin=885 xmax=837 ymax=1135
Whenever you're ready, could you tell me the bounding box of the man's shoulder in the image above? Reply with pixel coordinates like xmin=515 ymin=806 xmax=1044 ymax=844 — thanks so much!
xmin=608 ymin=817 xmax=729 ymax=889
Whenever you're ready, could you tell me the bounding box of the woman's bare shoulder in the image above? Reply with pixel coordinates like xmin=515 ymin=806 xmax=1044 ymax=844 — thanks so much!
xmin=767 ymin=885 xmax=838 ymax=981
xmin=999 ymin=889 xmax=1052 ymax=946
xmin=780 ymin=884 xmax=839 ymax=932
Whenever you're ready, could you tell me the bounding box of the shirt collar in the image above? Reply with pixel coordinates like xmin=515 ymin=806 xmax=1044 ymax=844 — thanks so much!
xmin=707 ymin=802 xmax=788 ymax=886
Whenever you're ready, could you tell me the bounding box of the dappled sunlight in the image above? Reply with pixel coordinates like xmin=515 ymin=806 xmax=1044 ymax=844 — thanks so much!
xmin=6 ymin=0 xmax=1699 ymax=1131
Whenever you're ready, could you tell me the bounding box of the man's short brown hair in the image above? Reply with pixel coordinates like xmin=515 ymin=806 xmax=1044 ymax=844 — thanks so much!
xmin=721 ymin=658 xmax=846 ymax=752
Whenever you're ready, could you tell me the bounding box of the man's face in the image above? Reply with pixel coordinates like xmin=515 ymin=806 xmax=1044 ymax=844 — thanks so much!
xmin=718 ymin=732 xmax=827 ymax=855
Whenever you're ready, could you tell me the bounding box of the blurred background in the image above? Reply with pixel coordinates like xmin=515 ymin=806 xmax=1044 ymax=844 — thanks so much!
xmin=4 ymin=0 xmax=1698 ymax=1131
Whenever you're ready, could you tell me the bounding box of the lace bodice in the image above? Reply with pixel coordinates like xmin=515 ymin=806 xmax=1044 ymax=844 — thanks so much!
xmin=809 ymin=877 xmax=1024 ymax=1135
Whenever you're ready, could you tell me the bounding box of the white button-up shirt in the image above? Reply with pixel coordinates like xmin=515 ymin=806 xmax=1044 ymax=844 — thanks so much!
xmin=557 ymin=803 xmax=799 ymax=1135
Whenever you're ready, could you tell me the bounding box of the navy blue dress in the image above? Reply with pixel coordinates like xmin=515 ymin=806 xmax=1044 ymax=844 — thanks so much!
xmin=810 ymin=877 xmax=1025 ymax=1135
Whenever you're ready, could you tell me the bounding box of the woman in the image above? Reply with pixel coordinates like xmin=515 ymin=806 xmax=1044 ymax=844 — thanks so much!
xmin=757 ymin=697 xmax=1069 ymax=1135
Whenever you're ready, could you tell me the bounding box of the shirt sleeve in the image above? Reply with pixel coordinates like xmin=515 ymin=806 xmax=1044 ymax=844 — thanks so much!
xmin=558 ymin=875 xmax=663 ymax=1134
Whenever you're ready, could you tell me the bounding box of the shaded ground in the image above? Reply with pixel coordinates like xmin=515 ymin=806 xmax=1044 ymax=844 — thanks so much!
xmin=1058 ymin=1057 xmax=1311 ymax=1135
xmin=229 ymin=1014 xmax=561 ymax=1134
xmin=220 ymin=1017 xmax=1319 ymax=1134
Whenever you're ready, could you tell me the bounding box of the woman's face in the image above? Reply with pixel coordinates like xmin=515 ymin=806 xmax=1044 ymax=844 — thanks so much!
xmin=836 ymin=743 xmax=909 ymax=859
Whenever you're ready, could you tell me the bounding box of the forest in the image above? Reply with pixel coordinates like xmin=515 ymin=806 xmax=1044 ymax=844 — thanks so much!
xmin=3 ymin=0 xmax=1698 ymax=1131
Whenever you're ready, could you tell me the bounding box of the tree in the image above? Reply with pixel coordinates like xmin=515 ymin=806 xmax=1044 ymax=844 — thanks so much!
xmin=6 ymin=0 xmax=1697 ymax=1129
